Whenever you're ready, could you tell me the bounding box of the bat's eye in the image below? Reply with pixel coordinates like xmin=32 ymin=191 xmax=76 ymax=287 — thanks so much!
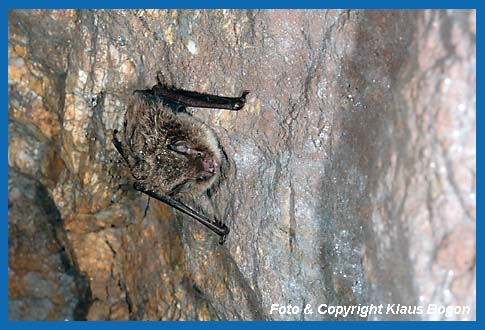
xmin=196 ymin=151 xmax=204 ymax=158
xmin=169 ymin=141 xmax=190 ymax=154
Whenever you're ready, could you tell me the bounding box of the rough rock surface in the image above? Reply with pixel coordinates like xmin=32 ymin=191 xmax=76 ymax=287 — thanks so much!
xmin=8 ymin=10 xmax=475 ymax=320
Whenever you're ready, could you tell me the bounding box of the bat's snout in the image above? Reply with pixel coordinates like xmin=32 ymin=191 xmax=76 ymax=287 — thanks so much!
xmin=202 ymin=158 xmax=218 ymax=176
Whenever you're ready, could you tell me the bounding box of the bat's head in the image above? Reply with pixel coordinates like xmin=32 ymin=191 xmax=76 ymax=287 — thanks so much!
xmin=169 ymin=140 xmax=219 ymax=178
xmin=164 ymin=141 xmax=219 ymax=196
xmin=159 ymin=114 xmax=223 ymax=198
xmin=119 ymin=94 xmax=224 ymax=199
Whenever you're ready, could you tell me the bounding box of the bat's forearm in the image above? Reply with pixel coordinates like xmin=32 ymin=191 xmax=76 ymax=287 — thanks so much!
xmin=134 ymin=183 xmax=230 ymax=238
xmin=151 ymin=86 xmax=249 ymax=111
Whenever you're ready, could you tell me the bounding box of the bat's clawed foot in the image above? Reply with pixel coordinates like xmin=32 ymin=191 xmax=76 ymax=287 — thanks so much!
xmin=219 ymin=234 xmax=227 ymax=245
xmin=133 ymin=181 xmax=146 ymax=192
xmin=216 ymin=221 xmax=230 ymax=235
xmin=213 ymin=218 xmax=224 ymax=228
xmin=216 ymin=223 xmax=229 ymax=245
xmin=210 ymin=218 xmax=229 ymax=244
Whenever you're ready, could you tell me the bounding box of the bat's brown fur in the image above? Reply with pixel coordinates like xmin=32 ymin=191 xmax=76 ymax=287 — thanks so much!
xmin=114 ymin=92 xmax=222 ymax=199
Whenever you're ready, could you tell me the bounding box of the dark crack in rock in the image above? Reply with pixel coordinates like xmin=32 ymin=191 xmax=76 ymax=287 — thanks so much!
xmin=8 ymin=169 xmax=90 ymax=320
xmin=8 ymin=9 xmax=475 ymax=320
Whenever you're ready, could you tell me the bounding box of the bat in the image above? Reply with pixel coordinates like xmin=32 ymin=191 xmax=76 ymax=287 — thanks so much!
xmin=113 ymin=73 xmax=248 ymax=244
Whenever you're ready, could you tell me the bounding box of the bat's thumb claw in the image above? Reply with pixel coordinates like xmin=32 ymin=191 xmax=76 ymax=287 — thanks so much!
xmin=241 ymin=90 xmax=250 ymax=99
xmin=156 ymin=71 xmax=163 ymax=84
xmin=232 ymin=91 xmax=250 ymax=110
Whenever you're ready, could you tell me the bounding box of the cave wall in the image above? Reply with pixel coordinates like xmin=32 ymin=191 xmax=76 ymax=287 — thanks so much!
xmin=8 ymin=9 xmax=475 ymax=320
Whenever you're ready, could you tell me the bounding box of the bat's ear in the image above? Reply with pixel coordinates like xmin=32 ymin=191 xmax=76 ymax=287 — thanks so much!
xmin=169 ymin=180 xmax=194 ymax=196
